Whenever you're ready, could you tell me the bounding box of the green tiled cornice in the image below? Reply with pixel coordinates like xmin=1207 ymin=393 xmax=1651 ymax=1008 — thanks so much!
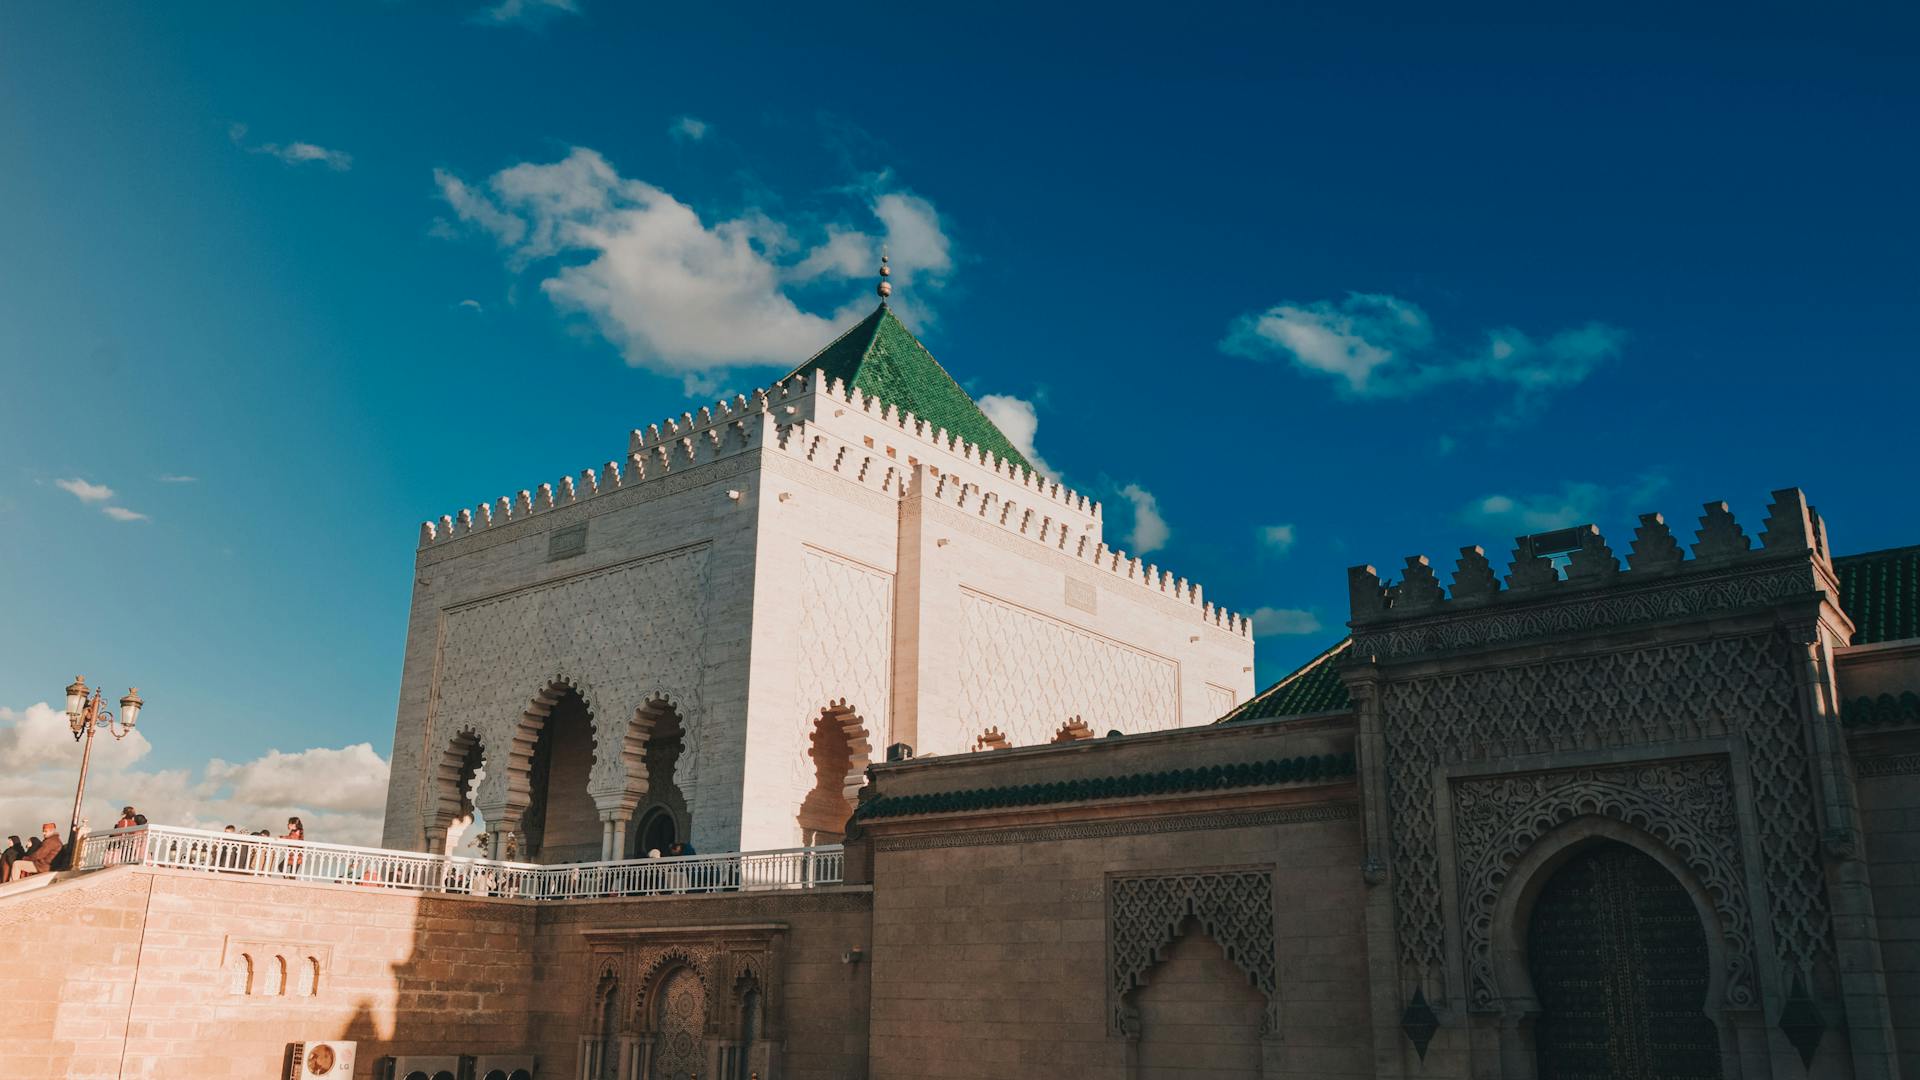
xmin=853 ymin=752 xmax=1356 ymax=821
xmin=786 ymin=303 xmax=1034 ymax=474
xmin=1836 ymin=545 xmax=1920 ymax=645
xmin=1842 ymin=692 xmax=1920 ymax=730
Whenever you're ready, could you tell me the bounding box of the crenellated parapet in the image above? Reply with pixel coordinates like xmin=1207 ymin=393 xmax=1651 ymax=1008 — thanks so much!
xmin=779 ymin=369 xmax=1101 ymax=523
xmin=418 ymin=397 xmax=784 ymax=548
xmin=914 ymin=466 xmax=1250 ymax=637
xmin=417 ymin=367 xmax=1103 ymax=550
xmin=1346 ymin=488 xmax=1845 ymax=661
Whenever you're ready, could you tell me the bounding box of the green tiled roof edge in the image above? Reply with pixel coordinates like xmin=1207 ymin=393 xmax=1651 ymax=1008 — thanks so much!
xmin=785 ymin=304 xmax=1034 ymax=474
xmin=852 ymin=752 xmax=1357 ymax=821
xmin=1836 ymin=545 xmax=1920 ymax=645
xmin=1218 ymin=639 xmax=1354 ymax=724
xmin=1841 ymin=691 xmax=1920 ymax=730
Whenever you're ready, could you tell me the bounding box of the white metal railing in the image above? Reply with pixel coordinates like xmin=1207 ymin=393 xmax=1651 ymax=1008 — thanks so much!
xmin=74 ymin=824 xmax=843 ymax=900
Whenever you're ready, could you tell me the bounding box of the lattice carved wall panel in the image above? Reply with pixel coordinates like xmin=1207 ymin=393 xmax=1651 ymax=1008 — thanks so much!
xmin=792 ymin=548 xmax=893 ymax=793
xmin=1452 ymin=760 xmax=1755 ymax=1010
xmin=1108 ymin=869 xmax=1279 ymax=1035
xmin=435 ymin=545 xmax=711 ymax=815
xmin=960 ymin=589 xmax=1179 ymax=746
xmin=1381 ymin=631 xmax=1831 ymax=991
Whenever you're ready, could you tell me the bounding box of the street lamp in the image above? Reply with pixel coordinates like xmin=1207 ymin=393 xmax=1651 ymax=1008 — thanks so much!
xmin=63 ymin=676 xmax=144 ymax=837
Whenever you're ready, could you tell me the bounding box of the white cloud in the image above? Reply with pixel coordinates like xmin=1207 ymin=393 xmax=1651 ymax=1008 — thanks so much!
xmin=157 ymin=474 xmax=197 ymax=483
xmin=435 ymin=147 xmax=955 ymax=387
xmin=1118 ymin=483 xmax=1170 ymax=554
xmin=229 ymin=122 xmax=351 ymax=171
xmin=1251 ymin=606 xmax=1323 ymax=638
xmin=458 ymin=299 xmax=485 ymax=313
xmin=0 ymin=702 xmax=389 ymax=845
xmin=1461 ymin=473 xmax=1670 ymax=536
xmin=1222 ymin=292 xmax=1624 ymax=414
xmin=203 ymin=744 xmax=390 ymax=816
xmin=56 ymin=477 xmax=113 ymax=503
xmin=670 ymin=115 xmax=710 ymax=142
xmin=1258 ymin=523 xmax=1296 ymax=555
xmin=56 ymin=477 xmax=147 ymax=521
xmin=474 ymin=0 xmax=579 ymax=26
xmin=976 ymin=393 xmax=1054 ymax=478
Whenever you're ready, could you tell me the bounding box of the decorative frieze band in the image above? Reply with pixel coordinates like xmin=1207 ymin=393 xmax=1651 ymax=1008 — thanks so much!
xmin=871 ymin=802 xmax=1356 ymax=852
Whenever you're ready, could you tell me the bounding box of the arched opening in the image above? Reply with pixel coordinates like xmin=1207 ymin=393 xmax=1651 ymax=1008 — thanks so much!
xmin=591 ymin=968 xmax=621 ymax=1080
xmin=428 ymin=728 xmax=486 ymax=855
xmin=797 ymin=702 xmax=871 ymax=845
xmin=303 ymin=956 xmax=321 ymax=997
xmin=1526 ymin=840 xmax=1722 ymax=1079
xmin=522 ymin=687 xmax=601 ymax=864
xmin=734 ymin=975 xmax=766 ymax=1080
xmin=231 ymin=953 xmax=253 ymax=996
xmin=1127 ymin=916 xmax=1265 ymax=1077
xmin=646 ymin=964 xmax=707 ymax=1080
xmin=270 ymin=955 xmax=288 ymax=997
xmin=626 ymin=699 xmax=690 ymax=857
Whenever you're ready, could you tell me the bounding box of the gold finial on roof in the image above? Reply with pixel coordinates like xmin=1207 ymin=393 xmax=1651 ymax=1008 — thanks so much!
xmin=876 ymin=249 xmax=892 ymax=301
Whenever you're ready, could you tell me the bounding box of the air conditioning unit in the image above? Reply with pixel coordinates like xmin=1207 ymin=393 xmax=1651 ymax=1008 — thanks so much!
xmin=379 ymin=1055 xmax=462 ymax=1080
xmin=469 ymin=1053 xmax=537 ymax=1080
xmin=288 ymin=1041 xmax=357 ymax=1080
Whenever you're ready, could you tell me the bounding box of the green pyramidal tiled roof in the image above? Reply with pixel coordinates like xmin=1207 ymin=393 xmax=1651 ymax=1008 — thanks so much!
xmin=1218 ymin=639 xmax=1353 ymax=724
xmin=1836 ymin=545 xmax=1920 ymax=645
xmin=786 ymin=303 xmax=1033 ymax=474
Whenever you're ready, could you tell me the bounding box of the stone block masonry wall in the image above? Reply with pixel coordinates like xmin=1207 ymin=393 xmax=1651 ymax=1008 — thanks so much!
xmin=527 ymin=888 xmax=874 ymax=1080
xmin=1856 ymin=734 xmax=1920 ymax=1075
xmin=0 ymin=866 xmax=535 ymax=1079
xmin=0 ymin=863 xmax=872 ymax=1080
xmin=867 ymin=808 xmax=1368 ymax=1079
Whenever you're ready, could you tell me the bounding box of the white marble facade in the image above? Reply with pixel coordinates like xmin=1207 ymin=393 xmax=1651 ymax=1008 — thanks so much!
xmin=381 ymin=365 xmax=1254 ymax=856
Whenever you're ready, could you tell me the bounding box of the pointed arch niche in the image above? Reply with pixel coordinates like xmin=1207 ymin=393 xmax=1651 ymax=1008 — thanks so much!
xmin=422 ymin=724 xmax=488 ymax=855
xmin=798 ymin=701 xmax=872 ymax=845
xmin=623 ymin=697 xmax=691 ymax=859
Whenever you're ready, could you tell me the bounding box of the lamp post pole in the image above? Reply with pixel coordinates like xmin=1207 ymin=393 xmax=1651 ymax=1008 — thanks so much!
xmin=63 ymin=676 xmax=144 ymax=836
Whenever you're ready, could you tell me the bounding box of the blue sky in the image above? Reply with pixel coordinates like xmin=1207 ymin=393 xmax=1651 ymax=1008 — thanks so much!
xmin=2 ymin=3 xmax=1915 ymax=840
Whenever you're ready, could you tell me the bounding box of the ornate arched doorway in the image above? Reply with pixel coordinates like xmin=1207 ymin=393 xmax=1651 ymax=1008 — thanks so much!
xmin=1527 ymin=840 xmax=1721 ymax=1080
xmin=648 ymin=965 xmax=706 ymax=1080
xmin=797 ymin=701 xmax=870 ymax=845
xmin=522 ymin=688 xmax=600 ymax=863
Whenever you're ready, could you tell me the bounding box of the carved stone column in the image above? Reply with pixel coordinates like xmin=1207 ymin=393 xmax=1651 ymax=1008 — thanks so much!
xmin=1346 ymin=660 xmax=1412 ymax=1079
xmin=1789 ymin=624 xmax=1899 ymax=1077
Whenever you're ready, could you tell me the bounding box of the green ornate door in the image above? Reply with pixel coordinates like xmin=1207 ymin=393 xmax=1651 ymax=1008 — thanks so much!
xmin=1527 ymin=840 xmax=1722 ymax=1080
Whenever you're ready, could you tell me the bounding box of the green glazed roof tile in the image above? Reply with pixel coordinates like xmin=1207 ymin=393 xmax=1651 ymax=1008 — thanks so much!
xmin=786 ymin=303 xmax=1034 ymax=474
xmin=853 ymin=751 xmax=1357 ymax=821
xmin=1218 ymin=639 xmax=1353 ymax=724
xmin=1836 ymin=545 xmax=1920 ymax=645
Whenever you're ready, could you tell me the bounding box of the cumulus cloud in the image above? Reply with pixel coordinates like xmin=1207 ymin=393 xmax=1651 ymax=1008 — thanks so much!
xmin=56 ymin=477 xmax=113 ymax=502
xmin=1222 ymin=292 xmax=1624 ymax=416
xmin=0 ymin=703 xmax=389 ymax=845
xmin=430 ymin=145 xmax=952 ymax=384
xmin=473 ymin=0 xmax=579 ymax=26
xmin=1258 ymin=523 xmax=1296 ymax=555
xmin=434 ymin=147 xmax=956 ymax=388
xmin=1118 ymin=483 xmax=1170 ymax=554
xmin=670 ymin=115 xmax=710 ymax=142
xmin=229 ymin=123 xmax=351 ymax=171
xmin=1251 ymin=607 xmax=1323 ymax=638
xmin=976 ymin=393 xmax=1054 ymax=478
xmin=1461 ymin=473 xmax=1670 ymax=536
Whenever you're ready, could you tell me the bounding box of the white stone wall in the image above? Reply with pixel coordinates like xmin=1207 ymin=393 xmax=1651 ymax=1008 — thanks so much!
xmin=384 ymin=372 xmax=1255 ymax=854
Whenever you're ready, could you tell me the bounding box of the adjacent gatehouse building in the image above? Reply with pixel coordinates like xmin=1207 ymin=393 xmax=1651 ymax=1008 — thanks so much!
xmin=5 ymin=291 xmax=1920 ymax=1080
